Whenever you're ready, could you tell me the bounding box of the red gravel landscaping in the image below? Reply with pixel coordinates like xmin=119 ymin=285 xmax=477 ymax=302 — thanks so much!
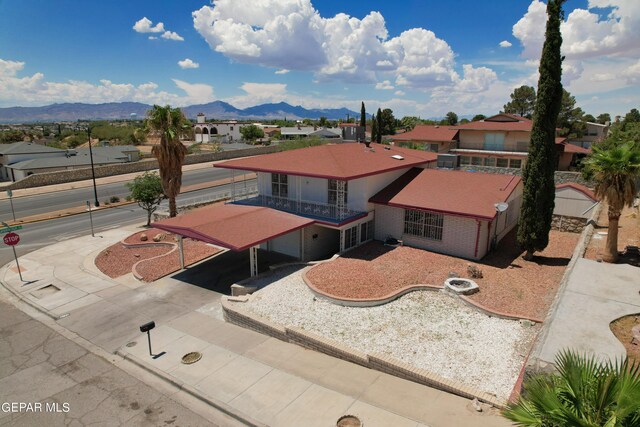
xmin=95 ymin=229 xmax=223 ymax=281
xmin=306 ymin=230 xmax=579 ymax=320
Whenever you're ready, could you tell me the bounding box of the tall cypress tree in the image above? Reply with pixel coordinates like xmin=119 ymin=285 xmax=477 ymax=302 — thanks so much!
xmin=376 ymin=108 xmax=382 ymax=144
xmin=517 ymin=0 xmax=565 ymax=260
xmin=360 ymin=102 xmax=366 ymax=128
xmin=371 ymin=114 xmax=377 ymax=145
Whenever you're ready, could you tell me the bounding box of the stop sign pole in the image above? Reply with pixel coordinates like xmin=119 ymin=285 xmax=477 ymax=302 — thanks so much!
xmin=1 ymin=224 xmax=23 ymax=281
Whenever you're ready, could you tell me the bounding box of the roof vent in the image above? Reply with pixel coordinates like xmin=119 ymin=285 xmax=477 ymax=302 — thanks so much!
xmin=391 ymin=154 xmax=404 ymax=160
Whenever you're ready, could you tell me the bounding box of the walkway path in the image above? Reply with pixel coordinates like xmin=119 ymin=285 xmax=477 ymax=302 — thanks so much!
xmin=529 ymin=257 xmax=640 ymax=370
xmin=0 ymin=226 xmax=509 ymax=427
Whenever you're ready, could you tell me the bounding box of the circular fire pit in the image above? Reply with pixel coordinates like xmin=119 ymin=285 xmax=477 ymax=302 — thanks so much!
xmin=444 ymin=278 xmax=479 ymax=295
xmin=337 ymin=415 xmax=362 ymax=427
xmin=181 ymin=351 xmax=203 ymax=365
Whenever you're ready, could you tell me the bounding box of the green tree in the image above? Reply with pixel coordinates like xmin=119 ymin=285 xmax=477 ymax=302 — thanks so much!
xmin=443 ymin=111 xmax=458 ymax=126
xmin=400 ymin=116 xmax=421 ymax=130
xmin=583 ymin=113 xmax=596 ymax=123
xmin=623 ymin=108 xmax=640 ymax=130
xmin=126 ymin=172 xmax=165 ymax=226
xmin=503 ymin=85 xmax=536 ymax=118
xmin=503 ymin=350 xmax=640 ymax=426
xmin=240 ymin=124 xmax=265 ymax=142
xmin=558 ymin=89 xmax=585 ymax=138
xmin=371 ymin=115 xmax=377 ymax=144
xmin=360 ymin=102 xmax=366 ymax=128
xmin=376 ymin=108 xmax=382 ymax=144
xmin=517 ymin=0 xmax=565 ymax=261
xmin=582 ymin=143 xmax=640 ymax=263
xmin=379 ymin=108 xmax=396 ymax=135
xmin=146 ymin=105 xmax=189 ymax=218
xmin=597 ymin=113 xmax=611 ymax=124
xmin=472 ymin=114 xmax=486 ymax=122
xmin=459 ymin=118 xmax=470 ymax=124
xmin=318 ymin=116 xmax=328 ymax=128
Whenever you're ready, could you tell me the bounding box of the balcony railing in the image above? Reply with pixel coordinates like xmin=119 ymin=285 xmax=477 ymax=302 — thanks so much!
xmin=454 ymin=141 xmax=529 ymax=153
xmin=235 ymin=194 xmax=365 ymax=222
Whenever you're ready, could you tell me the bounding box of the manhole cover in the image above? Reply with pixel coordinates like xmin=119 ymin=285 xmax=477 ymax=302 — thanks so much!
xmin=337 ymin=415 xmax=362 ymax=427
xmin=126 ymin=342 xmax=137 ymax=348
xmin=181 ymin=352 xmax=202 ymax=364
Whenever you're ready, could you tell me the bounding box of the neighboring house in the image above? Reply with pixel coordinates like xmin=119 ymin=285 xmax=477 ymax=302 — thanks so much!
xmin=450 ymin=113 xmax=589 ymax=171
xmin=76 ymin=145 xmax=141 ymax=162
xmin=0 ymin=141 xmax=68 ymax=181
xmin=568 ymin=121 xmax=609 ymax=149
xmin=6 ymin=151 xmax=127 ymax=181
xmin=194 ymin=113 xmax=245 ymax=143
xmin=154 ymin=143 xmax=523 ymax=276
xmin=389 ymin=125 xmax=459 ymax=152
xmin=279 ymin=126 xmax=341 ymax=140
xmin=339 ymin=123 xmax=365 ymax=142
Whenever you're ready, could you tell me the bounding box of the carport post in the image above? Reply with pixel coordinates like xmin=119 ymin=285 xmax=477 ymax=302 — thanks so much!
xmin=249 ymin=245 xmax=259 ymax=277
xmin=177 ymin=236 xmax=185 ymax=270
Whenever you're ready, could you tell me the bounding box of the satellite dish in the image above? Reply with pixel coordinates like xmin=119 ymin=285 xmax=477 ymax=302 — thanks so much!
xmin=494 ymin=202 xmax=509 ymax=213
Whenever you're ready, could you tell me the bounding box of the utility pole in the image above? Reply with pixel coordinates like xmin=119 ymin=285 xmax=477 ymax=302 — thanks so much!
xmin=87 ymin=126 xmax=100 ymax=207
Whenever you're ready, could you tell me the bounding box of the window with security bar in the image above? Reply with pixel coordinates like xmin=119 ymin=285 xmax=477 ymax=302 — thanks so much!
xmin=271 ymin=173 xmax=288 ymax=198
xmin=328 ymin=179 xmax=348 ymax=205
xmin=403 ymin=210 xmax=443 ymax=241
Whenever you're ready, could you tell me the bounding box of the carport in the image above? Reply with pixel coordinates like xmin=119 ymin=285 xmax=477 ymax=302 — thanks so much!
xmin=154 ymin=203 xmax=314 ymax=277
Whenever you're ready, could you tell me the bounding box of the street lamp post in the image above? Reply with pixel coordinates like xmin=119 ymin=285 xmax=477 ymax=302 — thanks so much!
xmin=87 ymin=126 xmax=100 ymax=207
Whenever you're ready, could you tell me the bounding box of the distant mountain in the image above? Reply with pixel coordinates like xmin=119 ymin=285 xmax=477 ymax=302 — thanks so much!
xmin=0 ymin=101 xmax=361 ymax=123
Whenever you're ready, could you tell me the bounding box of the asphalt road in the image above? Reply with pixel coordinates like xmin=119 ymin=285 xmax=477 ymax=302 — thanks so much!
xmin=0 ymin=167 xmax=246 ymax=222
xmin=0 ymin=181 xmax=250 ymax=268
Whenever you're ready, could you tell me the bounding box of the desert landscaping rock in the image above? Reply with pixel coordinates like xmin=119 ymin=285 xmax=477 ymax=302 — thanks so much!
xmin=244 ymin=267 xmax=539 ymax=401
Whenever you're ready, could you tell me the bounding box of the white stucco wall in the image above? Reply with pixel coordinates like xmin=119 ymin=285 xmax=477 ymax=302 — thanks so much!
xmin=267 ymin=228 xmax=301 ymax=259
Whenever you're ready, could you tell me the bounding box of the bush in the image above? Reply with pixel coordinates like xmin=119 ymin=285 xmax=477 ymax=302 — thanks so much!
xmin=110 ymin=196 xmax=120 ymax=203
xmin=125 ymin=195 xmax=133 ymax=202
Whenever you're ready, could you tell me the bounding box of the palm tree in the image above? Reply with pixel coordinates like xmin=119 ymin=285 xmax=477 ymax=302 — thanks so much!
xmin=503 ymin=350 xmax=640 ymax=426
xmin=583 ymin=142 xmax=640 ymax=263
xmin=146 ymin=105 xmax=189 ymax=218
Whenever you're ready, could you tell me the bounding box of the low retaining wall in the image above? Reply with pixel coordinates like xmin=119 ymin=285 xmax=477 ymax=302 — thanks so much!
xmin=459 ymin=166 xmax=592 ymax=187
xmin=551 ymin=215 xmax=588 ymax=233
xmin=8 ymin=145 xmax=279 ymax=190
xmin=221 ymin=297 xmax=505 ymax=408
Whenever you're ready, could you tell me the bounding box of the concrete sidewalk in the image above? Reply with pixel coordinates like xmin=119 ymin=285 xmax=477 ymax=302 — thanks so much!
xmin=530 ymin=257 xmax=640 ymax=370
xmin=0 ymin=226 xmax=508 ymax=426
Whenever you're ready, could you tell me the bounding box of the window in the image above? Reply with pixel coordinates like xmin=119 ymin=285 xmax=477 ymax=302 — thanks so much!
xmin=471 ymin=156 xmax=483 ymax=166
xmin=360 ymin=220 xmax=374 ymax=243
xmin=459 ymin=156 xmax=471 ymax=165
xmin=484 ymin=133 xmax=505 ymax=150
xmin=328 ymin=179 xmax=348 ymax=205
xmin=496 ymin=158 xmax=509 ymax=168
xmin=230 ymin=126 xmax=234 ymax=131
xmin=516 ymin=141 xmax=528 ymax=152
xmin=343 ymin=226 xmax=358 ymax=250
xmin=426 ymin=143 xmax=439 ymax=152
xmin=484 ymin=157 xmax=496 ymax=167
xmin=271 ymin=173 xmax=288 ymax=198
xmin=404 ymin=210 xmax=443 ymax=241
xmin=509 ymin=159 xmax=522 ymax=168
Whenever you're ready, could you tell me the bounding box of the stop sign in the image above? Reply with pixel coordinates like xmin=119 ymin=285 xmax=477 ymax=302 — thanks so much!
xmin=3 ymin=232 xmax=20 ymax=246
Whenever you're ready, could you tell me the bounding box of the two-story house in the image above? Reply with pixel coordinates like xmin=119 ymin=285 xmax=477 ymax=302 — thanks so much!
xmin=450 ymin=113 xmax=590 ymax=170
xmin=389 ymin=125 xmax=459 ymax=153
xmin=194 ymin=113 xmax=245 ymax=143
xmin=155 ymin=143 xmax=523 ymax=277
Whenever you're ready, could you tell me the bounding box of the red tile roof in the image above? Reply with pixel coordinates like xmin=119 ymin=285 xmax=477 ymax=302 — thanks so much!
xmin=153 ymin=204 xmax=314 ymax=251
xmin=555 ymin=183 xmax=596 ymax=201
xmin=561 ymin=143 xmax=591 ymax=154
xmin=370 ymin=168 xmax=522 ymax=219
xmin=216 ymin=143 xmax=437 ymax=180
xmin=390 ymin=125 xmax=459 ymax=142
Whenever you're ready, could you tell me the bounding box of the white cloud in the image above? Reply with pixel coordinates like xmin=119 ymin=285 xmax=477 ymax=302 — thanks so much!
xmin=275 ymin=69 xmax=290 ymax=74
xmin=133 ymin=17 xmax=165 ymax=33
xmin=395 ymin=90 xmax=405 ymax=96
xmin=192 ymin=0 xmax=489 ymax=90
xmin=375 ymin=80 xmax=394 ymax=90
xmin=162 ymin=31 xmax=184 ymax=41
xmin=148 ymin=36 xmax=158 ymax=40
xmin=178 ymin=59 xmax=200 ymax=69
xmin=0 ymin=58 xmax=213 ymax=107
xmin=499 ymin=40 xmax=512 ymax=48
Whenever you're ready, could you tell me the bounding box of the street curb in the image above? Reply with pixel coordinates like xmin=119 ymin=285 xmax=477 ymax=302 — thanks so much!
xmin=524 ymin=202 xmax=603 ymax=375
xmin=115 ymin=349 xmax=268 ymax=427
xmin=0 ymin=271 xmax=61 ymax=321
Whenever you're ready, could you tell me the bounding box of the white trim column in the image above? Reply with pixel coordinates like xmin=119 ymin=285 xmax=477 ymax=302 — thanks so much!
xmin=249 ymin=245 xmax=259 ymax=277
xmin=177 ymin=236 xmax=185 ymax=270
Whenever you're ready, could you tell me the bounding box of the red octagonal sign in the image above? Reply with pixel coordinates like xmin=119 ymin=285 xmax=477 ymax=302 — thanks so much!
xmin=3 ymin=232 xmax=20 ymax=246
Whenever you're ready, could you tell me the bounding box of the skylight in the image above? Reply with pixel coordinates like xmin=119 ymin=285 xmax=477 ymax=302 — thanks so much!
xmin=391 ymin=154 xmax=404 ymax=160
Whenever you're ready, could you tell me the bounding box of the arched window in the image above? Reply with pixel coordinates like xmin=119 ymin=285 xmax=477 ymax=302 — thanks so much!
xmin=194 ymin=127 xmax=203 ymax=134
xmin=202 ymin=128 xmax=209 ymax=135
xmin=211 ymin=127 xmax=218 ymax=135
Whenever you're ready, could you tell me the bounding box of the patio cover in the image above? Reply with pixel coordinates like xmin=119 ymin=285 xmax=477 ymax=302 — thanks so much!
xmin=153 ymin=203 xmax=314 ymax=251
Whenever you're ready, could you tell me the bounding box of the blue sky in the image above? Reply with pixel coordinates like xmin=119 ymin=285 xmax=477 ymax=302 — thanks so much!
xmin=0 ymin=0 xmax=638 ymax=118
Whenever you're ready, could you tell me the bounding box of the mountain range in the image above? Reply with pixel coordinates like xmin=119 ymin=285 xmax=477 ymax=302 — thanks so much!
xmin=0 ymin=101 xmax=362 ymax=124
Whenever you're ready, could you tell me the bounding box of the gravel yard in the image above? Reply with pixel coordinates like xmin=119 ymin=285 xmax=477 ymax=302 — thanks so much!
xmin=307 ymin=230 xmax=579 ymax=320
xmin=244 ymin=267 xmax=539 ymax=401
xmin=95 ymin=228 xmax=222 ymax=281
